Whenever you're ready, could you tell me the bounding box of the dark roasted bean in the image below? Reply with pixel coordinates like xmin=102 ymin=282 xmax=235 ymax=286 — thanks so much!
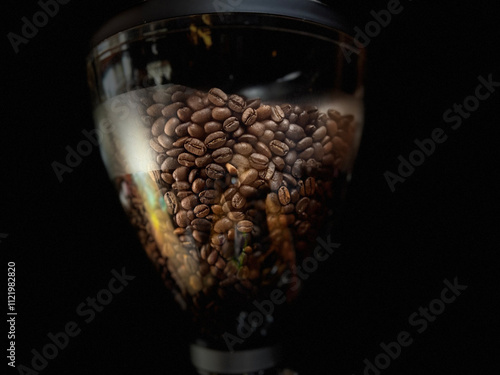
xmin=286 ymin=124 xmax=306 ymax=140
xmin=242 ymin=107 xmax=257 ymax=126
xmin=305 ymin=177 xmax=316 ymax=195
xmin=278 ymin=186 xmax=291 ymax=205
xmin=239 ymin=185 xmax=258 ymax=197
xmin=284 ymin=150 xmax=297 ymax=165
xmin=272 ymin=156 xmax=285 ymax=171
xmin=296 ymin=137 xmax=313 ymax=152
xmin=292 ymin=159 xmax=305 ymax=178
xmin=149 ymin=138 xmax=165 ymax=153
xmin=184 ymin=138 xmax=207 ymax=156
xmin=233 ymin=142 xmax=253 ymax=156
xmin=172 ymin=136 xmax=188 ymax=148
xmin=261 ymin=130 xmax=275 ymax=143
xmin=194 ymin=154 xmax=212 ymax=168
xmin=255 ymin=142 xmax=272 ymax=158
xmin=256 ymin=105 xmax=272 ymax=120
xmin=269 ymin=140 xmax=289 ymax=156
xmin=192 ymin=218 xmax=211 ymax=232
xmin=152 ymin=117 xmax=166 ymax=136
xmin=237 ymin=220 xmax=253 ymax=233
xmin=247 ymin=122 xmax=265 ymax=137
xmin=158 ymin=134 xmax=173 ymax=149
xmin=173 ymin=166 xmax=189 ymax=181
xmin=164 ymin=117 xmax=180 ymax=137
xmin=214 ymin=217 xmax=233 ymax=233
xmin=296 ymin=197 xmax=310 ymax=214
xmin=205 ymin=131 xmax=227 ymax=149
xmin=271 ymin=105 xmax=285 ymax=122
xmin=212 ymin=106 xmax=232 ymax=121
xmin=208 ymin=88 xmax=228 ymax=106
xmin=161 ymin=156 xmax=180 ymax=171
xmin=228 ymin=94 xmax=246 ymax=113
xmin=186 ymin=95 xmax=205 ymax=111
xmin=212 ymin=147 xmax=233 ymax=163
xmin=249 ymin=153 xmax=269 ymax=170
xmin=312 ymin=126 xmax=327 ymax=142
xmin=232 ymin=192 xmax=246 ymax=210
xmin=164 ymin=191 xmax=179 ymax=215
xmin=162 ymin=102 xmax=184 ymax=117
xmin=269 ymin=171 xmax=283 ymax=191
xmin=178 ymin=153 xmax=196 ymax=167
xmin=191 ymin=107 xmax=212 ymax=123
xmin=174 ymin=122 xmax=190 ymax=137
xmin=176 ymin=210 xmax=190 ymax=227
xmin=177 ymin=107 xmax=193 ymax=122
xmin=204 ymin=121 xmax=222 ymax=133
xmin=192 ymin=178 xmax=206 ymax=194
xmin=172 ymin=181 xmax=190 ymax=191
xmin=206 ymin=163 xmax=226 ymax=179
xmin=147 ymin=103 xmax=165 ymax=117
xmin=181 ymin=194 xmax=198 ymax=210
xmin=222 ymin=116 xmax=239 ymax=132
xmin=194 ymin=204 xmax=210 ymax=218
xmin=298 ymin=147 xmax=314 ymax=160
xmin=187 ymin=123 xmax=205 ymax=138
xmin=266 ymin=192 xmax=281 ymax=213
xmin=283 ymin=173 xmax=297 ymax=186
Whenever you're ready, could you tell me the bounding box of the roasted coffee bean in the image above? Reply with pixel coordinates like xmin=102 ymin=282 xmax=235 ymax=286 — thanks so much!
xmin=157 ymin=153 xmax=167 ymax=165
xmin=233 ymin=126 xmax=245 ymax=138
xmin=184 ymin=138 xmax=207 ymax=156
xmin=298 ymin=180 xmax=306 ymax=196
xmin=238 ymin=134 xmax=258 ymax=145
xmin=191 ymin=107 xmax=212 ymax=123
xmin=284 ymin=150 xmax=297 ymax=165
xmin=237 ymin=220 xmax=253 ymax=233
xmin=192 ymin=178 xmax=206 ymax=194
xmin=292 ymin=159 xmax=305 ymax=178
xmin=212 ymin=147 xmax=233 ymax=163
xmin=178 ymin=153 xmax=196 ymax=167
xmin=181 ymin=194 xmax=198 ymax=210
xmin=278 ymin=185 xmax=291 ymax=205
xmin=214 ymin=217 xmax=233 ymax=233
xmin=161 ymin=157 xmax=179 ymax=171
xmin=259 ymin=161 xmax=276 ymax=181
xmin=172 ymin=181 xmax=190 ymax=191
xmin=261 ymin=130 xmax=275 ymax=143
xmin=232 ymin=192 xmax=246 ymax=210
xmin=298 ymin=147 xmax=314 ymax=159
xmin=208 ymin=88 xmax=228 ymax=106
xmin=312 ymin=126 xmax=327 ymax=142
xmin=297 ymin=111 xmax=310 ymax=126
xmin=204 ymin=121 xmax=222 ymax=133
xmin=162 ymin=102 xmax=184 ymax=117
xmin=266 ymin=192 xmax=281 ymax=213
xmin=286 ymin=124 xmax=306 ymax=141
xmin=171 ymin=91 xmax=187 ymax=102
xmin=280 ymin=103 xmax=293 ymax=117
xmin=187 ymin=123 xmax=204 ymax=138
xmin=284 ymin=138 xmax=297 ymax=149
xmin=313 ymin=142 xmax=324 ymax=160
xmin=290 ymin=189 xmax=300 ymax=203
xmin=247 ymin=122 xmax=265 ymax=137
xmin=206 ymin=163 xmax=226 ymax=179
xmin=239 ymin=168 xmax=259 ymax=185
xmin=229 ymin=154 xmax=250 ymax=170
xmin=158 ymin=134 xmax=173 ymax=149
xmin=192 ymin=218 xmax=211 ymax=232
xmin=207 ymin=249 xmax=219 ymax=265
xmin=178 ymin=191 xmax=193 ymax=200
xmin=205 ymin=131 xmax=227 ymax=149
xmin=221 ymin=117 xmax=238 ymax=133
xmin=164 ymin=117 xmax=180 ymax=137
xmin=147 ymin=103 xmax=165 ymax=117
xmin=228 ymin=211 xmax=245 ymax=221
xmin=271 ymin=105 xmax=285 ymax=122
xmin=296 ymin=197 xmax=310 ymax=214
xmin=194 ymin=204 xmax=210 ymax=218
xmin=282 ymin=173 xmax=297 ymax=186
xmin=296 ymin=137 xmax=313 ymax=152
xmin=252 ymin=178 xmax=267 ymax=190
xmin=304 ymin=124 xmax=316 ymax=136
xmin=177 ymin=107 xmax=193 ymax=123
xmin=305 ymin=177 xmax=316 ymax=196
xmin=233 ymin=142 xmax=253 ymax=156
xmin=278 ymin=119 xmax=290 ymax=132
xmin=188 ymin=169 xmax=199 ymax=183
xmin=161 ymin=172 xmax=174 ymax=184
xmin=269 ymin=171 xmax=283 ymax=191
xmin=272 ymin=156 xmax=285 ymax=171
xmin=164 ymin=191 xmax=179 ymax=215
xmin=152 ymin=117 xmax=166 ymax=136
xmin=242 ymin=107 xmax=257 ymax=126
xmin=326 ymin=119 xmax=338 ymax=137
xmin=228 ymin=94 xmax=246 ymax=112
xmin=282 ymin=203 xmax=295 ymax=214
xmin=149 ymin=139 xmax=165 ymax=153
xmin=246 ymin=98 xmax=261 ymax=109
xmin=186 ymin=95 xmax=205 ymax=111
xmin=269 ymin=140 xmax=289 ymax=156
xmin=166 ymin=148 xmax=184 ymax=157
xmin=255 ymin=142 xmax=272 ymax=159
xmin=211 ymin=204 xmax=224 ymax=215
xmin=174 ymin=122 xmax=190 ymax=137
xmin=256 ymin=105 xmax=272 ymax=120
xmin=153 ymin=91 xmax=171 ymax=104
xmin=173 ymin=166 xmax=189 ymax=181
xmin=249 ymin=153 xmax=269 ymax=170
xmin=212 ymin=106 xmax=232 ymax=121
xmin=176 ymin=210 xmax=190 ymax=227
xmin=192 ymin=230 xmax=208 ymax=244
xmin=239 ymin=185 xmax=258 ymax=197
xmin=172 ymin=136 xmax=188 ymax=148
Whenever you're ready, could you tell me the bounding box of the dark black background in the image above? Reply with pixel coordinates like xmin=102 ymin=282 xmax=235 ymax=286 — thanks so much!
xmin=2 ymin=1 xmax=498 ymax=374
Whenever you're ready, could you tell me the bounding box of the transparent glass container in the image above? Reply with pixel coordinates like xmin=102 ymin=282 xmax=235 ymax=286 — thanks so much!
xmin=87 ymin=1 xmax=365 ymax=373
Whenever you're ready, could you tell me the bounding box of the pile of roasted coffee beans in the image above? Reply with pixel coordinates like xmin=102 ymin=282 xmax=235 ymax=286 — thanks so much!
xmin=115 ymin=84 xmax=356 ymax=312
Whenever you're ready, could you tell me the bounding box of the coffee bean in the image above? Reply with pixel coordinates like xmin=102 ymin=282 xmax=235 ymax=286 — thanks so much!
xmin=283 ymin=173 xmax=297 ymax=186
xmin=229 ymin=154 xmax=250 ymax=170
xmin=266 ymin=192 xmax=281 ymax=213
xmin=239 ymin=168 xmax=258 ymax=185
xmin=278 ymin=119 xmax=290 ymax=132
xmin=242 ymin=107 xmax=257 ymax=126
xmin=192 ymin=218 xmax=211 ymax=232
xmin=171 ymin=91 xmax=187 ymax=102
xmin=305 ymin=124 xmax=316 ymax=136
xmin=233 ymin=142 xmax=253 ymax=156
xmin=233 ymin=126 xmax=245 ymax=138
xmin=252 ymin=178 xmax=267 ymax=190
xmin=237 ymin=134 xmax=256 ymax=145
xmin=211 ymin=204 xmax=224 ymax=216
xmin=184 ymin=138 xmax=207 ymax=156
xmin=161 ymin=157 xmax=179 ymax=171
xmin=228 ymin=211 xmax=245 ymax=221
xmin=296 ymin=137 xmax=313 ymax=152
xmin=172 ymin=136 xmax=188 ymax=148
xmin=298 ymin=147 xmax=314 ymax=159
xmin=290 ymin=189 xmax=300 ymax=203
xmin=161 ymin=172 xmax=174 ymax=184
xmin=249 ymin=153 xmax=269 ymax=170
xmin=158 ymin=134 xmax=173 ymax=149
xmin=207 ymin=249 xmax=219 ymax=265
xmin=157 ymin=154 xmax=167 ymax=165
xmin=208 ymin=88 xmax=228 ymax=106
xmin=259 ymin=161 xmax=275 ymax=181
xmin=164 ymin=117 xmax=180 ymax=137
xmin=313 ymin=142 xmax=324 ymax=160
xmin=194 ymin=204 xmax=210 ymax=218
xmin=255 ymin=105 xmax=271 ymax=120
xmin=178 ymin=153 xmax=196 ymax=167
xmin=286 ymin=124 xmax=306 ymax=141
xmin=247 ymin=122 xmax=265 ymax=137
xmin=326 ymin=119 xmax=338 ymax=137
xmin=296 ymin=197 xmax=310 ymax=214
xmin=176 ymin=210 xmax=190 ymax=227
xmin=172 ymin=181 xmax=190 ymax=191
xmin=282 ymin=203 xmax=295 ymax=214
xmin=261 ymin=130 xmax=275 ymax=143
xmin=292 ymin=159 xmax=305 ymax=178
xmin=195 ymin=154 xmax=213 ymax=168
xmin=237 ymin=220 xmax=253 ymax=233
xmin=269 ymin=171 xmax=283 ymax=191
xmin=187 ymin=123 xmax=205 ymax=138
xmin=272 ymin=156 xmax=285 ymax=171
xmin=177 ymin=107 xmax=193 ymax=123
xmin=284 ymin=150 xmax=297 ymax=165
xmin=278 ymin=186 xmax=291 ymax=205
xmin=212 ymin=147 xmax=233 ymax=163
xmin=228 ymin=94 xmax=246 ymax=113
xmin=153 ymin=91 xmax=171 ymax=104
xmin=239 ymin=185 xmax=258 ymax=197
xmin=206 ymin=163 xmax=226 ymax=179
xmin=226 ymin=162 xmax=238 ymax=175
xmin=255 ymin=142 xmax=272 ymax=159
xmin=191 ymin=107 xmax=212 ymax=124
xmin=192 ymin=178 xmax=206 ymax=194
xmin=212 ymin=106 xmax=232 ymax=121
xmin=150 ymin=139 xmax=166 ymax=153
xmin=220 ymin=117 xmax=237 ymax=133
xmin=173 ymin=166 xmax=189 ymax=181
xmin=186 ymin=95 xmax=205 ymax=111
xmin=269 ymin=140 xmax=289 ymax=156
xmin=305 ymin=177 xmax=316 ymax=195
xmin=214 ymin=217 xmax=233 ymax=233
xmin=232 ymin=192 xmax=246 ymax=210
xmin=147 ymin=103 xmax=165 ymax=117
xmin=205 ymin=131 xmax=227 ymax=149
xmin=164 ymin=191 xmax=179 ymax=215
xmin=312 ymin=126 xmax=327 ymax=142
xmin=152 ymin=117 xmax=166 ymax=136
xmin=181 ymin=194 xmax=198 ymax=210
xmin=205 ymin=121 xmax=222 ymax=133
xmin=174 ymin=122 xmax=190 ymax=137
xmin=297 ymin=111 xmax=309 ymax=126
xmin=271 ymin=105 xmax=285 ymax=122
xmin=162 ymin=102 xmax=184 ymax=117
